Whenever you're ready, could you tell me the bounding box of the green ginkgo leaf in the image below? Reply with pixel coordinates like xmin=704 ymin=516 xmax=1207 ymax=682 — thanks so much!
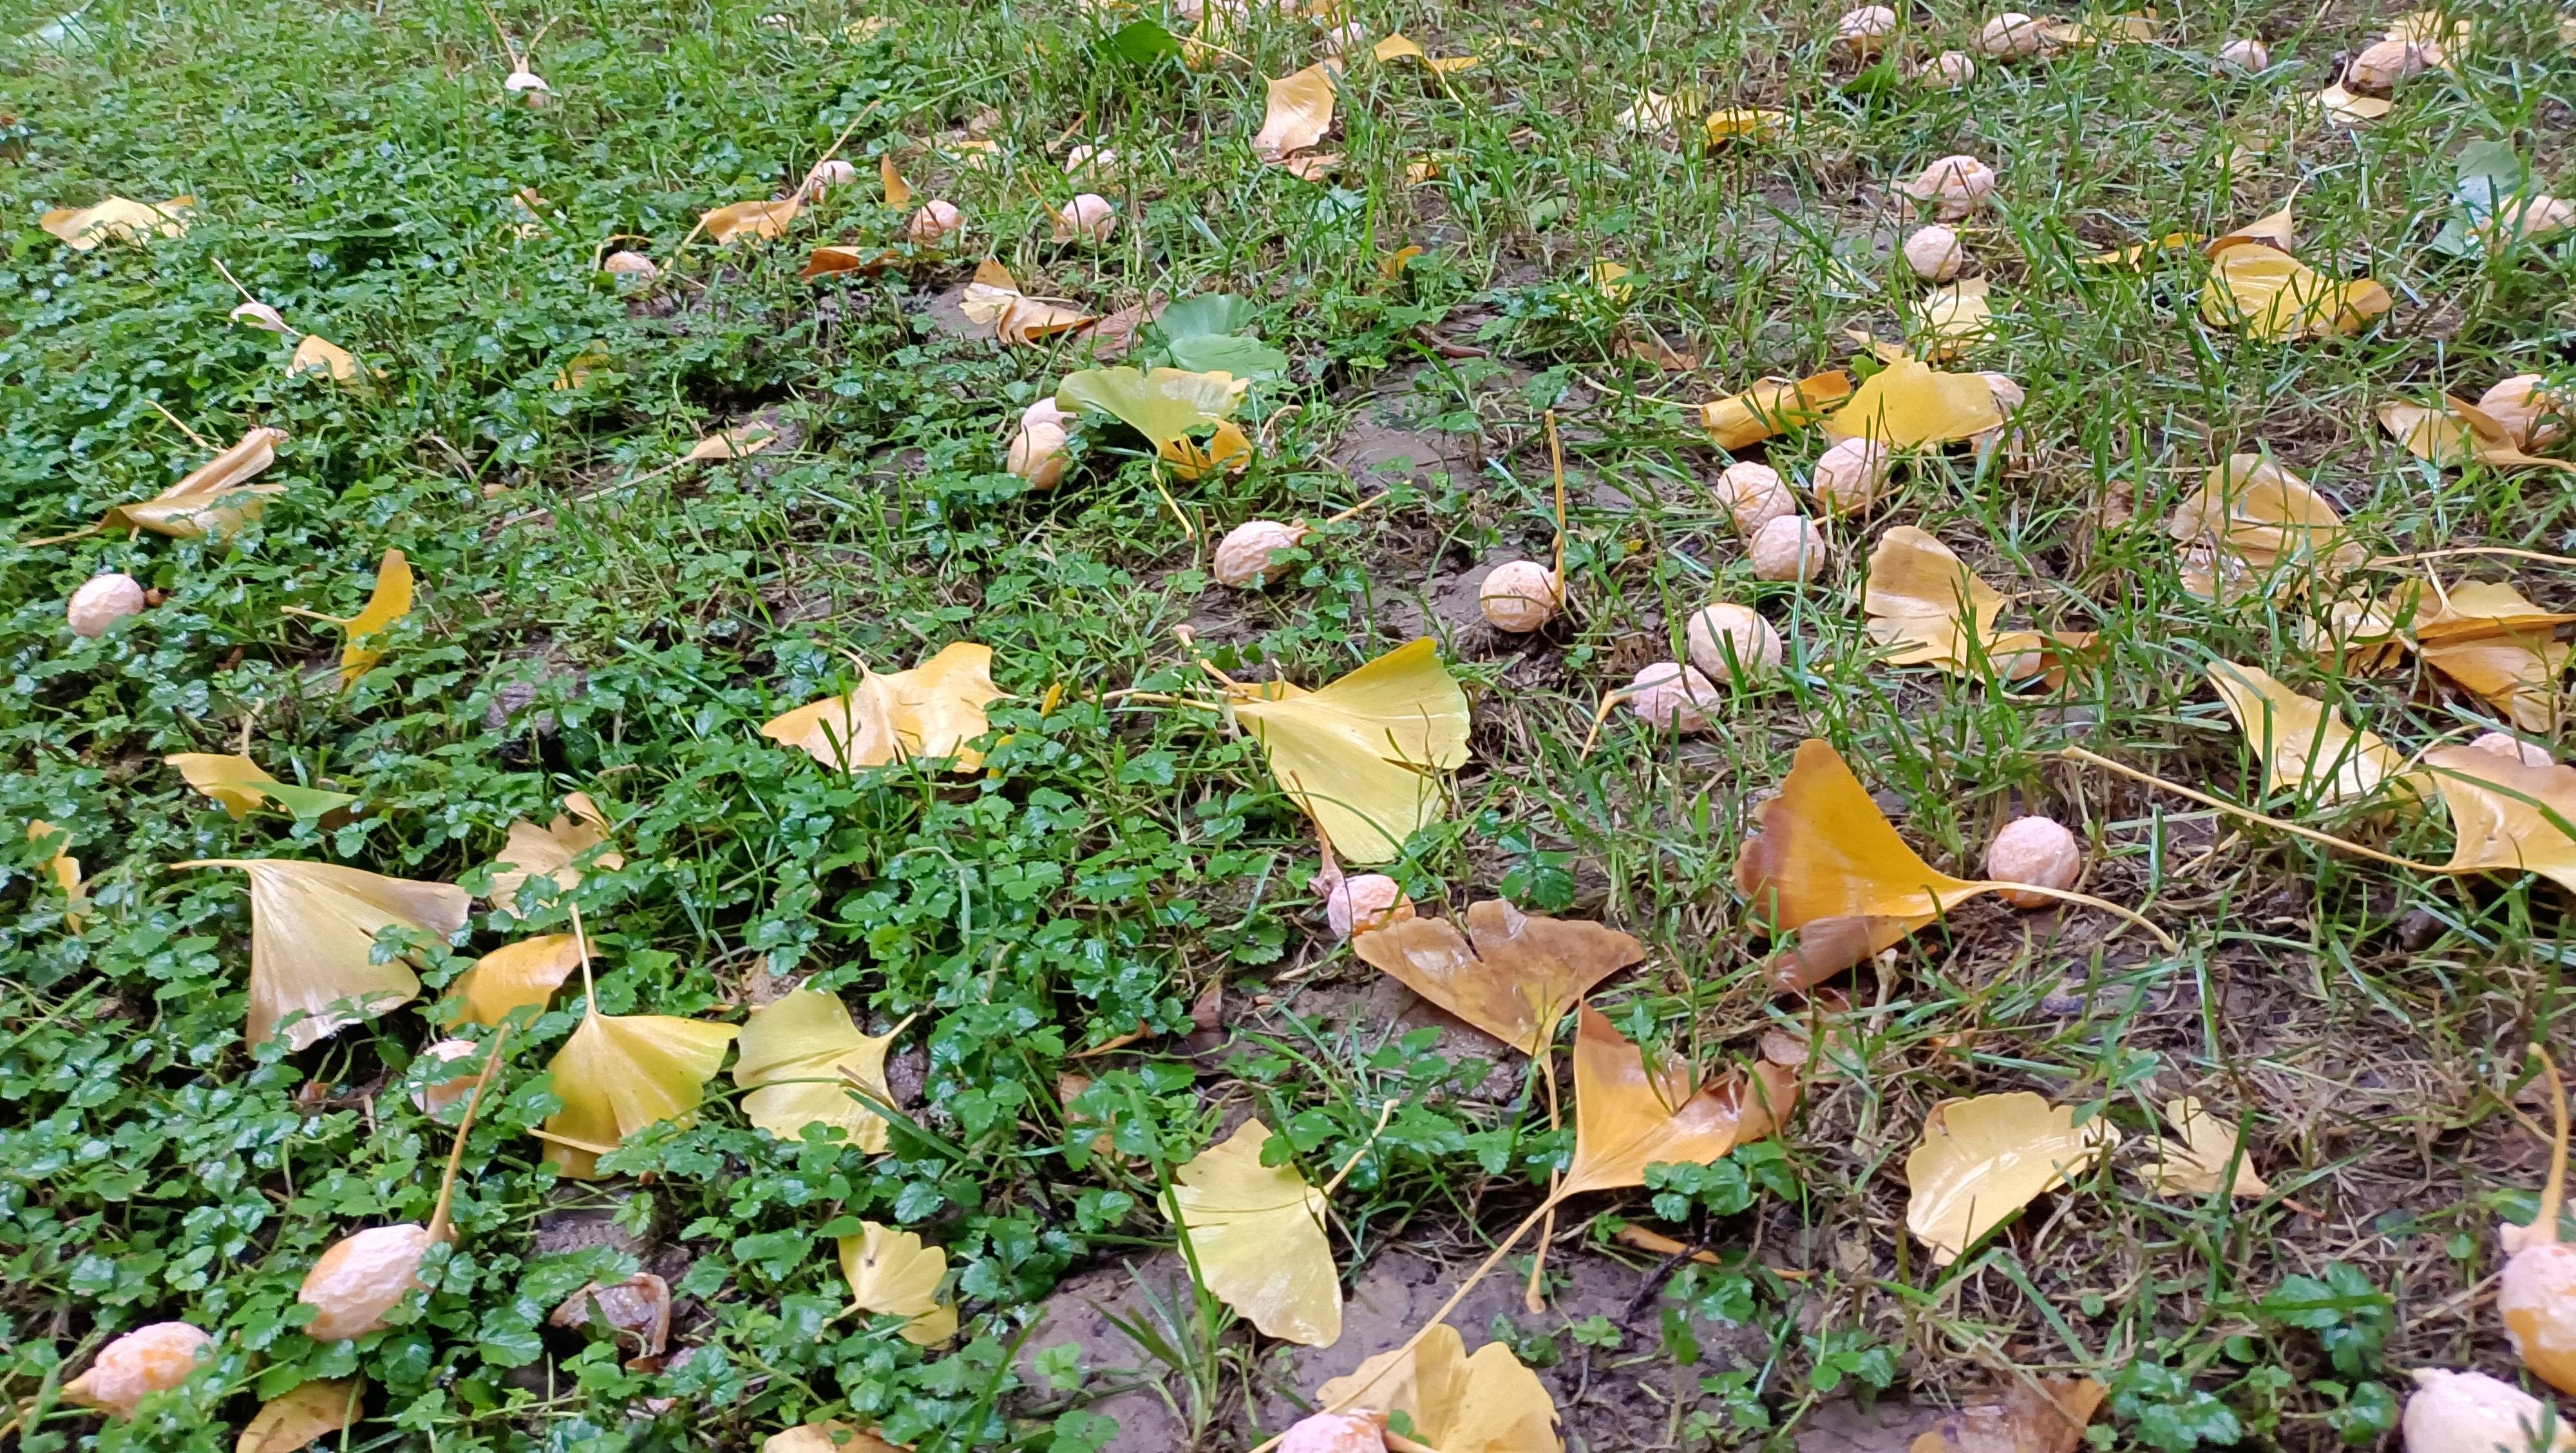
xmin=1056 ymin=367 xmax=1247 ymax=451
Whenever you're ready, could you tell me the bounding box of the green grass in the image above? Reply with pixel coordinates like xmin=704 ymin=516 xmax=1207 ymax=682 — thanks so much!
xmin=5 ymin=0 xmax=2576 ymax=1448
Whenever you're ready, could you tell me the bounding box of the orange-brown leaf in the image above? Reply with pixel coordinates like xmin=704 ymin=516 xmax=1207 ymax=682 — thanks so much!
xmin=1561 ymin=1005 xmax=1797 ymax=1195
xmin=1352 ymin=900 xmax=1643 ymax=1056
xmin=1910 ymin=1376 xmax=2107 ymax=1453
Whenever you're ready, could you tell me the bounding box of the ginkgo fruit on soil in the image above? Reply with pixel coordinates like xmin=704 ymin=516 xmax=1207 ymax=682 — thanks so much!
xmin=66 ymin=571 xmax=145 ymax=636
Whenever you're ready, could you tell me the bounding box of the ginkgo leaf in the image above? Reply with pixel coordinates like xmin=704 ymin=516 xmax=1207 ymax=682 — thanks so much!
xmin=879 ymin=155 xmax=912 ymax=207
xmin=487 ymin=793 xmax=623 ymax=909
xmin=1312 ymin=1324 xmax=1560 ymax=1453
xmin=1351 ymin=899 xmax=1643 ymax=1056
xmin=1590 ymin=261 xmax=1634 ymax=302
xmin=2380 ymin=397 xmax=2576 ymax=475
xmin=2205 ymin=203 xmax=2295 ymax=257
xmin=2200 ymin=244 xmax=2391 ymax=341
xmin=101 ymin=426 xmax=289 ymax=539
xmin=2166 ymin=453 xmax=2358 ymax=601
xmin=1826 ymin=357 xmax=2003 ymax=446
xmin=1862 ymin=527 xmax=2090 ymax=680
xmin=1700 ymin=370 xmax=1852 ymax=449
xmin=165 ymin=754 xmax=357 ymax=821
xmin=958 ymin=259 xmax=1098 ymax=345
xmin=1704 ymin=108 xmax=1786 ymax=146
xmin=1160 ymin=1119 xmax=1340 ymax=1345
xmin=447 ymin=935 xmax=582 ymax=1027
xmin=1255 ymin=64 xmax=1337 ymax=175
xmin=2040 ymin=13 xmax=2152 ymax=44
xmin=2411 ymin=582 xmax=2574 ymax=732
xmin=1056 ymin=366 xmax=1247 ymax=452
xmin=321 ymin=548 xmax=412 ymax=688
xmin=763 ymin=1424 xmax=907 ymax=1453
xmin=289 ymin=336 xmax=363 ymax=381
xmin=540 ymin=1008 xmax=739 ymax=1178
xmin=732 ymin=988 xmax=902 ymax=1151
xmin=2312 ymin=83 xmax=2392 ymax=124
xmin=801 ymin=245 xmax=899 ymax=280
xmin=703 ymin=196 xmax=803 ymax=245
xmin=2134 ymin=1097 xmax=2268 ymax=1199
xmin=1915 ymin=278 xmax=1993 ymax=361
xmin=688 ymin=423 xmax=779 ymax=461
xmin=1905 ymin=1092 xmax=2118 ymax=1266
xmin=2085 ymin=233 xmax=2201 ymax=268
xmin=2203 ymin=661 xmax=2412 ymax=805
xmin=1224 ymin=639 xmax=1473 ymax=864
xmin=1372 ymin=33 xmax=1479 ymax=72
xmin=1561 ymin=1005 xmax=1797 ymax=1196
xmin=41 ymin=195 xmax=192 ymax=249
xmin=761 ymin=641 xmax=1005 ymax=771
xmin=2423 ymin=745 xmax=2576 ymax=895
xmin=172 ymin=859 xmax=469 ymax=1050
xmin=1159 ymin=419 xmax=1253 ymax=479
xmin=28 ymin=819 xmax=85 ymax=931
xmin=237 ymin=1378 xmax=362 ymax=1453
xmin=1909 ymin=1376 xmax=2106 ymax=1453
xmin=1734 ymin=739 xmax=2005 ymax=990
xmin=837 ymin=1222 xmax=957 ymax=1346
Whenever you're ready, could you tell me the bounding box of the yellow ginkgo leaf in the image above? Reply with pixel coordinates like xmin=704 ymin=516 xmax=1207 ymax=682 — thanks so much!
xmin=101 ymin=427 xmax=289 ymax=540
xmin=1255 ymin=64 xmax=1338 ymax=176
xmin=328 ymin=548 xmax=412 ymax=688
xmin=1590 ymin=261 xmax=1634 ymax=302
xmin=1825 ymin=357 xmax=2004 ymax=446
xmin=2205 ymin=203 xmax=2295 ymax=257
xmin=2313 ymin=83 xmax=2394 ymax=124
xmin=2166 ymin=453 xmax=2358 ymax=601
xmin=688 ymin=423 xmax=779 ymax=461
xmin=41 ymin=195 xmax=193 ymax=249
xmin=1703 ymin=108 xmax=1786 ymax=146
xmin=2040 ymin=12 xmax=2154 ymax=44
xmin=447 ymin=935 xmax=583 ymax=1027
xmin=1371 ymin=32 xmax=1479 ymax=72
xmin=164 ymin=754 xmax=357 ymax=821
xmin=540 ymin=1007 xmax=739 ymax=1178
xmin=289 ymin=336 xmax=363 ymax=382
xmin=836 ymin=1222 xmax=957 ymax=1345
xmin=236 ymin=1378 xmax=363 ymax=1453
xmin=487 ymin=793 xmax=623 ymax=909
xmin=958 ymin=259 xmax=1099 ymax=345
xmin=1905 ymin=1092 xmax=2119 ymax=1266
xmin=2423 ymin=745 xmax=2576 ymax=896
xmin=2135 ymin=1097 xmax=2268 ymax=1199
xmin=1352 ymin=899 xmax=1642 ymax=1057
xmin=1224 ymin=639 xmax=1472 ymax=864
xmin=1700 ymin=371 xmax=1853 ymax=450
xmin=1160 ymin=1119 xmax=1340 ymax=1345
xmin=172 ymin=859 xmax=469 ymax=1050
xmin=2379 ymin=397 xmax=2576 ymax=476
xmin=702 ymin=196 xmax=803 ymax=245
xmin=2085 ymin=232 xmax=2202 ymax=268
xmin=1057 ymin=366 xmax=1248 ymax=453
xmin=1914 ymin=278 xmax=1993 ymax=361
xmin=1861 ymin=527 xmax=2090 ymax=680
xmin=2200 ymin=244 xmax=2391 ymax=341
xmin=1312 ymin=1324 xmax=1561 ymax=1453
xmin=879 ymin=155 xmax=913 ymax=207
xmin=1563 ymin=1005 xmax=1797 ymax=1196
xmin=761 ymin=641 xmax=1005 ymax=772
xmin=2203 ymin=661 xmax=2412 ymax=805
xmin=2409 ymin=582 xmax=2573 ymax=733
xmin=28 ymin=819 xmax=84 ymax=931
xmin=1616 ymin=91 xmax=1682 ymax=130
xmin=1159 ymin=419 xmax=1253 ymax=480
xmin=733 ymin=989 xmax=904 ymax=1151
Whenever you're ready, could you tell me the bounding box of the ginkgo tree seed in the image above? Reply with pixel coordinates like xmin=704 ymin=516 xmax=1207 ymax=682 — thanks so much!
xmin=1685 ymin=603 xmax=1781 ymax=685
xmin=63 ymin=1323 xmax=213 ymax=1418
xmin=1624 ymin=661 xmax=1718 ymax=733
xmin=1812 ymin=437 xmax=1891 ymax=514
xmin=2217 ymin=37 xmax=2269 ymax=71
xmin=1975 ymin=12 xmax=2046 ymax=57
xmin=1718 ymin=461 xmax=1795 ymax=533
xmin=1054 ymin=194 xmax=1116 ymax=245
xmin=1904 ymin=225 xmax=1964 ymax=281
xmin=905 ymin=200 xmax=964 ymax=246
xmin=2401 ymin=1370 xmax=2576 ymax=1453
xmin=1834 ymin=5 xmax=1898 ymax=56
xmin=1920 ymin=50 xmax=1975 ymax=88
xmin=1214 ymin=520 xmax=1307 ymax=589
xmin=1984 ymin=816 xmax=2081 ymax=907
xmin=1479 ymin=559 xmax=1563 ymax=632
xmin=1325 ymin=874 xmax=1412 ymax=938
xmin=68 ymin=572 xmax=146 ymax=637
xmin=1750 ymin=515 xmax=1824 ymax=582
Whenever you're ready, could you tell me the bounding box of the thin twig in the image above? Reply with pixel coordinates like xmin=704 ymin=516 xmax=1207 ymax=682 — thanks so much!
xmin=2059 ymin=745 xmax=2448 ymax=873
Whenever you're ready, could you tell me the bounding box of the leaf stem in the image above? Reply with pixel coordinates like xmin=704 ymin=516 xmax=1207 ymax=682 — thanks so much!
xmin=1963 ymin=880 xmax=2179 ymax=953
xmin=2535 ymin=1045 xmax=2568 ymax=1248
xmin=426 ymin=1021 xmax=513 ymax=1244
xmin=2058 ymin=745 xmax=2448 ymax=873
xmin=1317 ymin=1097 xmax=1401 ymax=1200
xmin=569 ymin=899 xmax=598 ymax=1016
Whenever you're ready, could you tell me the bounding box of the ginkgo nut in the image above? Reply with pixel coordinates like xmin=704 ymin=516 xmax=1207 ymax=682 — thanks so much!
xmin=62 ymin=1322 xmax=213 ymax=1418
xmin=905 ymin=200 xmax=964 ymax=246
xmin=503 ymin=70 xmax=551 ymax=104
xmin=2473 ymin=731 xmax=2554 ymax=768
xmin=1320 ymin=21 xmax=1369 ymax=58
xmin=1624 ymin=661 xmax=1718 ymax=734
xmin=1920 ymin=50 xmax=1976 ymax=88
xmin=1685 ymin=603 xmax=1782 ymax=684
xmin=1750 ymin=515 xmax=1825 ymax=582
xmin=413 ymin=1038 xmax=480 ymax=1119
xmin=1903 ymin=155 xmax=1998 ymax=222
xmin=1325 ymin=874 xmax=1412 ymax=938
xmin=2217 ymin=37 xmax=2269 ymax=71
xmin=805 ymin=158 xmax=858 ymax=194
xmin=1479 ymin=559 xmax=1564 ymax=632
xmin=1022 ymin=398 xmax=1074 ymax=433
xmin=1278 ymin=1409 xmax=1391 ymax=1453
xmin=1981 ymin=372 xmax=2026 ymax=417
xmin=1834 ymin=5 xmax=1899 ymax=56
xmin=1063 ymin=144 xmax=1117 ymax=178
xmin=1985 ymin=816 xmax=2081 ymax=908
xmin=2345 ymin=37 xmax=2428 ymax=91
xmin=1718 ymin=461 xmax=1795 ymax=534
xmin=1903 ymin=225 xmax=1964 ymax=281
xmin=1213 ymin=519 xmax=1308 ymax=589
xmin=602 ymin=251 xmax=658 ymax=278
xmin=299 ymin=1223 xmax=435 ymax=1342
xmin=1975 ymin=12 xmax=2047 ymax=57
xmin=1812 ymin=437 xmax=1891 ymax=515
xmin=68 ymin=572 xmax=147 ymax=637
xmin=1007 ymin=423 xmax=1069 ymax=491
xmin=2401 ymin=1369 xmax=2576 ymax=1453
xmin=1054 ymin=193 xmax=1117 ymax=245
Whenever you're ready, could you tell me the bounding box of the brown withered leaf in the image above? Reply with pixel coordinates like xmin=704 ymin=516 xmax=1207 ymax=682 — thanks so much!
xmin=1562 ymin=1005 xmax=1797 ymax=1195
xmin=549 ymin=1273 xmax=672 ymax=1357
xmin=1911 ymin=1376 xmax=2107 ymax=1453
xmin=1352 ymin=899 xmax=1644 ymax=1056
